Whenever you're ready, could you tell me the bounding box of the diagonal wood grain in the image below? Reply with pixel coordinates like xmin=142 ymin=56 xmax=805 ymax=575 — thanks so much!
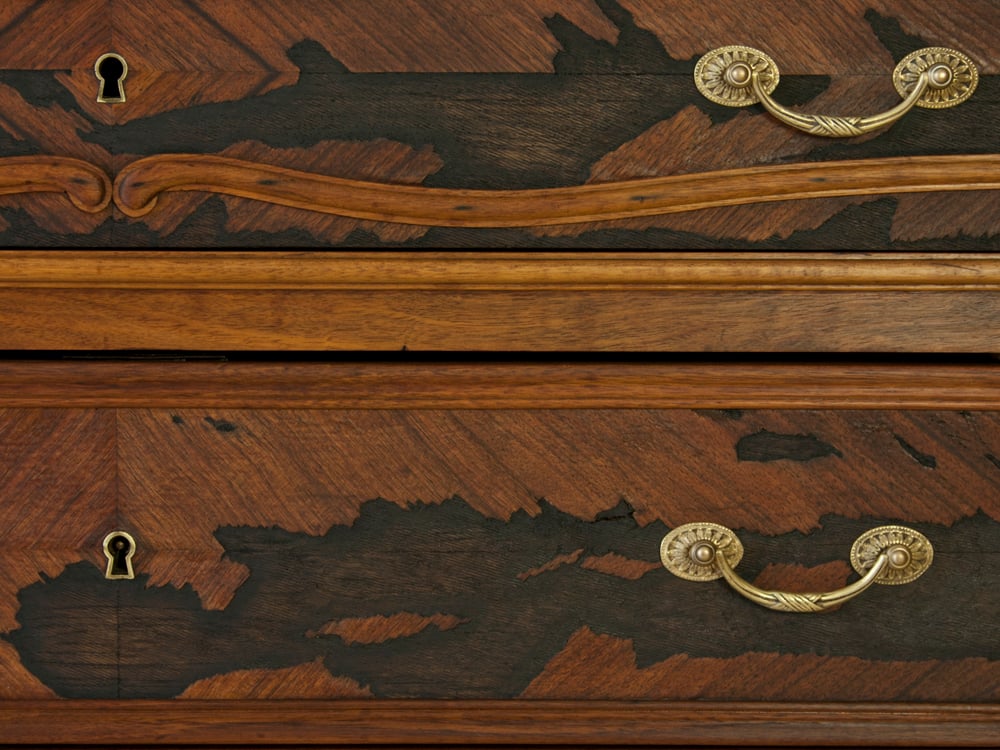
xmin=0 ymin=638 xmax=56 ymax=699
xmin=891 ymin=191 xmax=1000 ymax=242
xmin=621 ymin=0 xmax=999 ymax=74
xmin=0 ymin=410 xmax=116 ymax=633
xmin=522 ymin=626 xmax=1000 ymax=700
xmin=177 ymin=658 xmax=372 ymax=699
xmin=114 ymin=0 xmax=619 ymax=73
xmin=0 ymin=0 xmax=109 ymax=68
xmin=117 ymin=408 xmax=1000 ymax=612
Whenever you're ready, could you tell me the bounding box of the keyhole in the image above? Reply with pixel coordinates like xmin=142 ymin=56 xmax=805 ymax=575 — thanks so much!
xmin=102 ymin=531 xmax=136 ymax=580
xmin=95 ymin=53 xmax=128 ymax=104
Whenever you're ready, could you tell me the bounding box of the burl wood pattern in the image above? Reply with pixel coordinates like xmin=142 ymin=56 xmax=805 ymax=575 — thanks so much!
xmin=0 ymin=0 xmax=995 ymax=246
xmin=2 ymin=406 xmax=996 ymax=700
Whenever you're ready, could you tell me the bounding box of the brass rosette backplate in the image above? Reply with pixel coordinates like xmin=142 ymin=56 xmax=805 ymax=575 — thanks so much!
xmin=660 ymin=521 xmax=744 ymax=581
xmin=893 ymin=47 xmax=979 ymax=109
xmin=850 ymin=524 xmax=934 ymax=585
xmin=693 ymin=45 xmax=779 ymax=107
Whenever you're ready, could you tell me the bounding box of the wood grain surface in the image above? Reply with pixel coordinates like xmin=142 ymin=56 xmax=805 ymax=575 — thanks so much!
xmin=5 ymin=252 xmax=1000 ymax=290
xmin=0 ymin=0 xmax=995 ymax=246
xmin=0 ymin=399 xmax=992 ymax=702
xmin=0 ymin=361 xmax=998 ymax=410
xmin=522 ymin=627 xmax=1000 ymax=700
xmin=0 ymin=410 xmax=116 ymax=698
xmin=3 ymin=288 xmax=999 ymax=352
xmin=0 ymin=381 xmax=996 ymax=738
xmin=0 ymin=252 xmax=998 ymax=353
xmin=10 ymin=503 xmax=1000 ymax=699
xmin=2 ymin=700 xmax=998 ymax=746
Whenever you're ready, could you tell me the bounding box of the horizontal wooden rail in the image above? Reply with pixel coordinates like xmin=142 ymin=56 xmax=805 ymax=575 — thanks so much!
xmin=2 ymin=252 xmax=999 ymax=291
xmin=114 ymin=153 xmax=1000 ymax=226
xmin=1 ymin=700 xmax=998 ymax=746
xmin=0 ymin=361 xmax=997 ymax=409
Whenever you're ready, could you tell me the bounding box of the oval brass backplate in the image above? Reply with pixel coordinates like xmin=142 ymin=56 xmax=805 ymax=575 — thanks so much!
xmin=893 ymin=47 xmax=978 ymax=109
xmin=850 ymin=524 xmax=933 ymax=584
xmin=660 ymin=521 xmax=744 ymax=581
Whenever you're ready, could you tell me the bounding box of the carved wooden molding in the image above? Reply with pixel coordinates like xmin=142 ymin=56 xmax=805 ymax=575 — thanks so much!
xmin=1 ymin=700 xmax=998 ymax=746
xmin=2 ymin=153 xmax=996 ymax=229
xmin=2 ymin=251 xmax=1000 ymax=291
xmin=0 ymin=361 xmax=997 ymax=410
xmin=1 ymin=252 xmax=997 ymax=352
xmin=113 ymin=153 xmax=1000 ymax=226
xmin=0 ymin=156 xmax=111 ymax=213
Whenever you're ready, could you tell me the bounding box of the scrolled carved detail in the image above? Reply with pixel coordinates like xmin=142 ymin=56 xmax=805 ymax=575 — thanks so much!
xmin=113 ymin=154 xmax=1000 ymax=227
xmin=0 ymin=156 xmax=112 ymax=213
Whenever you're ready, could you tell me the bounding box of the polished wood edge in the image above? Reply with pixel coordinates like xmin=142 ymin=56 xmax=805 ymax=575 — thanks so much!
xmin=1 ymin=700 xmax=998 ymax=746
xmin=0 ymin=362 xmax=997 ymax=409
xmin=112 ymin=153 xmax=1000 ymax=226
xmin=0 ymin=156 xmax=111 ymax=213
xmin=1 ymin=251 xmax=1000 ymax=291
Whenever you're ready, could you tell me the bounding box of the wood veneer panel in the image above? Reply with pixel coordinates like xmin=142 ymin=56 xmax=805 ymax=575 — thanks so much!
xmin=1 ymin=1 xmax=996 ymax=246
xmin=2 ymin=700 xmax=998 ymax=745
xmin=0 ymin=409 xmax=116 ymax=698
xmin=523 ymin=627 xmax=1000 ymax=701
xmin=0 ymin=0 xmax=109 ymax=69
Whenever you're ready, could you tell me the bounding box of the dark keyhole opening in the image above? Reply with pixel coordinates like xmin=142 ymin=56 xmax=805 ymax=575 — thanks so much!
xmin=97 ymin=55 xmax=125 ymax=102
xmin=108 ymin=535 xmax=132 ymax=576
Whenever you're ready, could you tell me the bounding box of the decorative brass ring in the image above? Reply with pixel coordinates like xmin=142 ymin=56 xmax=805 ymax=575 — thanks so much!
xmin=694 ymin=45 xmax=977 ymax=137
xmin=660 ymin=522 xmax=933 ymax=613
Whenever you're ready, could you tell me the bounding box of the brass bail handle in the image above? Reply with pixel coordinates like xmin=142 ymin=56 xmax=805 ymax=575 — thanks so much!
xmin=694 ymin=46 xmax=978 ymax=137
xmin=660 ymin=523 xmax=933 ymax=613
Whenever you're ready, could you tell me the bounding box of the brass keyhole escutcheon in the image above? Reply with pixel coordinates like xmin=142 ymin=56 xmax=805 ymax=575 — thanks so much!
xmin=95 ymin=53 xmax=128 ymax=104
xmin=102 ymin=531 xmax=136 ymax=580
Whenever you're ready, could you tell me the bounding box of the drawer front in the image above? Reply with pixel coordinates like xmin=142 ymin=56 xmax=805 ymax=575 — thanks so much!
xmin=0 ymin=0 xmax=996 ymax=247
xmin=1 ymin=362 xmax=998 ymax=744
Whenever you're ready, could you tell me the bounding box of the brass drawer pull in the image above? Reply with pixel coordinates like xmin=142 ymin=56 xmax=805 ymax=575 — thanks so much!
xmin=694 ymin=45 xmax=977 ymax=137
xmin=660 ymin=523 xmax=932 ymax=613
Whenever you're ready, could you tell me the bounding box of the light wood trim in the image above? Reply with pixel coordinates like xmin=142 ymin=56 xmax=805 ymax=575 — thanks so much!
xmin=1 ymin=700 xmax=997 ymax=746
xmin=0 ymin=156 xmax=111 ymax=213
xmin=113 ymin=153 xmax=1000 ymax=226
xmin=0 ymin=289 xmax=997 ymax=351
xmin=0 ymin=362 xmax=997 ymax=409
xmin=2 ymin=251 xmax=1000 ymax=291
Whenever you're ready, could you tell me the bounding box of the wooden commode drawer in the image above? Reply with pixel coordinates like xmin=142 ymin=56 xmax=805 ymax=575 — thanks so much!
xmin=0 ymin=0 xmax=996 ymax=247
xmin=0 ymin=0 xmax=997 ymax=744
xmin=0 ymin=361 xmax=998 ymax=744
